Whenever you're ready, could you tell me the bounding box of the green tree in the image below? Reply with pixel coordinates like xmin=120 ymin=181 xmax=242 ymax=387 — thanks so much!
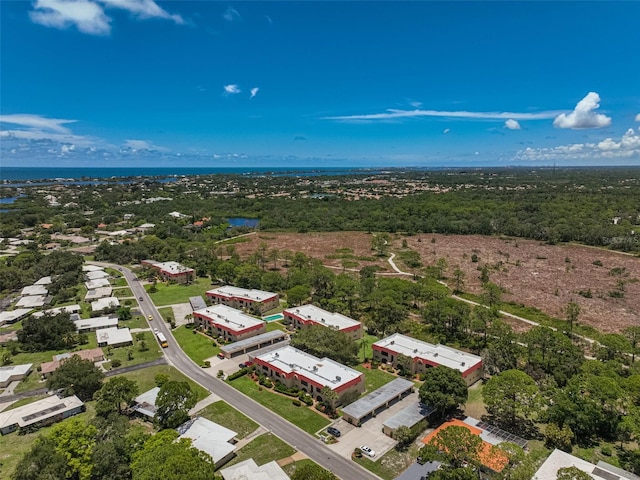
xmin=565 ymin=300 xmax=580 ymax=337
xmin=17 ymin=312 xmax=76 ymax=352
xmin=94 ymin=376 xmax=139 ymax=416
xmin=423 ymin=425 xmax=483 ymax=469
xmin=131 ymin=430 xmax=216 ymax=480
xmin=544 ymin=423 xmax=574 ymax=452
xmin=624 ymin=326 xmax=640 ymax=364
xmin=117 ymin=306 xmax=132 ymax=321
xmin=155 ymin=381 xmax=197 ymax=429
xmin=290 ymin=324 xmax=358 ymax=366
xmin=48 ymin=417 xmax=98 ymax=480
xmin=12 ymin=436 xmax=68 ymax=480
xmin=290 ymin=463 xmax=337 ymax=480
xmin=483 ymin=369 xmax=541 ymax=432
xmin=46 ymin=355 xmax=105 ymax=401
xmin=287 ymin=285 xmax=311 ymax=306
xmin=452 ymin=266 xmax=465 ymax=294
xmin=395 ymin=425 xmax=414 ymax=451
xmin=481 ymin=281 xmax=502 ymax=308
xmin=418 ymin=366 xmax=468 ymax=420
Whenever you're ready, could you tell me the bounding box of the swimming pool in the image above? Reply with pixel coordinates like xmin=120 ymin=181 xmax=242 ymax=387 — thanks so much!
xmin=263 ymin=313 xmax=284 ymax=322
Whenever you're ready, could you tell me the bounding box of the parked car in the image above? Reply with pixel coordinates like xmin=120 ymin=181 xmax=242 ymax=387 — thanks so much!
xmin=327 ymin=427 xmax=341 ymax=437
xmin=359 ymin=445 xmax=375 ymax=458
xmin=217 ymin=353 xmax=225 ymax=359
xmin=238 ymin=363 xmax=247 ymax=369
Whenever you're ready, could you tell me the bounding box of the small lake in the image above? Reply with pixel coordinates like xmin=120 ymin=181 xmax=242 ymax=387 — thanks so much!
xmin=228 ymin=217 xmax=260 ymax=228
xmin=0 ymin=196 xmax=19 ymax=204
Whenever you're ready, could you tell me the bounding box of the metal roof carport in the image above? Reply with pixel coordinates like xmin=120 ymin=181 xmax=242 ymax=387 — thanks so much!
xmin=341 ymin=377 xmax=414 ymax=427
xmin=220 ymin=330 xmax=288 ymax=358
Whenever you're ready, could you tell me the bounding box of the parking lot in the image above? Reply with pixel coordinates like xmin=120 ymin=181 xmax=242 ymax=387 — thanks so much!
xmin=324 ymin=390 xmax=423 ymax=461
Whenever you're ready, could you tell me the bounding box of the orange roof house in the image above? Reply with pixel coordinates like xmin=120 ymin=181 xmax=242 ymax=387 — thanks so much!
xmin=422 ymin=419 xmax=510 ymax=473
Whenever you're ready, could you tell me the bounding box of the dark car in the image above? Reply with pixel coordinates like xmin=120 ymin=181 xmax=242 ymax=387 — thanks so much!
xmin=327 ymin=427 xmax=341 ymax=437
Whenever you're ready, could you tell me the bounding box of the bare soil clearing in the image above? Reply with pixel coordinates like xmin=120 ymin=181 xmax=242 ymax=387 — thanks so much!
xmin=232 ymin=232 xmax=640 ymax=333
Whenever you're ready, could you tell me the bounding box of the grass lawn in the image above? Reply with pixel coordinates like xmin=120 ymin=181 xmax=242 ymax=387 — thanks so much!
xmin=358 ymin=334 xmax=380 ymax=362
xmin=103 ymin=332 xmax=163 ymax=370
xmin=464 ymin=382 xmax=487 ymax=419
xmin=222 ymin=432 xmax=295 ymax=469
xmin=266 ymin=321 xmax=286 ymax=332
xmin=355 ymin=365 xmax=396 ymax=393
xmin=111 ymin=277 xmax=129 ymax=287
xmin=113 ymin=287 xmax=133 ymax=298
xmin=197 ymin=401 xmax=258 ymax=439
xmin=2 ymin=394 xmax=49 ymax=411
xmin=282 ymin=459 xmax=328 ymax=478
xmin=354 ymin=440 xmax=423 ymax=480
xmin=157 ymin=307 xmax=174 ymax=322
xmin=229 ymin=376 xmax=330 ymax=434
xmin=120 ymin=315 xmax=148 ymax=330
xmin=0 ymin=401 xmax=95 ymax=480
xmin=147 ymin=277 xmax=212 ymax=307
xmin=113 ymin=365 xmax=209 ymax=401
xmin=173 ymin=325 xmax=219 ymax=365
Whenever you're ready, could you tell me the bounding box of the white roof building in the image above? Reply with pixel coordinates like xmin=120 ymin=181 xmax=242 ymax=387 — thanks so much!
xmin=85 ymin=287 xmax=113 ymax=301
xmin=91 ymin=297 xmax=120 ymax=312
xmin=0 ymin=395 xmax=84 ymax=435
xmin=20 ymin=285 xmax=48 ymax=296
xmin=177 ymin=417 xmax=237 ymax=467
xmin=0 ymin=363 xmax=33 ymax=388
xmin=284 ymin=304 xmax=361 ymax=332
xmin=74 ymin=316 xmax=118 ymax=332
xmin=85 ymin=278 xmax=111 ymax=290
xmin=97 ymin=327 xmax=132 ymax=346
xmin=82 ymin=265 xmax=104 ymax=272
xmin=85 ymin=270 xmax=109 ymax=280
xmin=534 ymin=449 xmax=640 ymax=480
xmin=133 ymin=387 xmax=160 ymax=418
xmin=34 ymin=276 xmax=52 ymax=285
xmin=16 ymin=296 xmax=47 ymax=308
xmin=208 ymin=286 xmax=277 ymax=303
xmin=0 ymin=309 xmax=34 ymax=326
xmin=33 ymin=304 xmax=82 ymax=318
xmin=220 ymin=459 xmax=290 ymax=480
xmin=194 ymin=305 xmax=266 ymax=336
xmin=254 ymin=345 xmax=362 ymax=392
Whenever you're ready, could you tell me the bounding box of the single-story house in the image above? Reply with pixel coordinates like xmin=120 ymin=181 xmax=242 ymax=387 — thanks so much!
xmin=177 ymin=417 xmax=238 ymax=468
xmin=0 ymin=395 xmax=84 ymax=435
xmin=40 ymin=348 xmax=105 ymax=378
xmin=0 ymin=363 xmax=33 ymax=388
xmin=220 ymin=459 xmax=290 ymax=480
xmin=74 ymin=316 xmax=118 ymax=333
xmin=91 ymin=297 xmax=120 ymax=312
xmin=96 ymin=327 xmax=133 ymax=347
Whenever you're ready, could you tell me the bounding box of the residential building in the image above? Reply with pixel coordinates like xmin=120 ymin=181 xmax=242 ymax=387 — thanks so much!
xmin=251 ymin=346 xmax=364 ymax=406
xmin=373 ymin=333 xmax=483 ymax=385
xmin=194 ymin=305 xmax=266 ymax=342
xmin=283 ymin=304 xmax=362 ymax=339
xmin=91 ymin=297 xmax=120 ymax=312
xmin=97 ymin=327 xmax=133 ymax=347
xmin=20 ymin=285 xmax=48 ymax=296
xmin=15 ymin=295 xmax=48 ymax=308
xmin=132 ymin=387 xmax=160 ymax=420
xmin=141 ymin=260 xmax=195 ymax=284
xmin=0 ymin=308 xmax=33 ymax=327
xmin=40 ymin=348 xmax=105 ymax=378
xmin=206 ymin=286 xmax=279 ymax=314
xmin=0 ymin=395 xmax=84 ymax=435
xmin=84 ymin=286 xmax=113 ymax=301
xmin=221 ymin=459 xmax=290 ymax=480
xmin=534 ymin=449 xmax=640 ymax=480
xmin=177 ymin=417 xmax=238 ymax=467
xmin=85 ymin=278 xmax=111 ymax=290
xmin=74 ymin=316 xmax=118 ymax=333
xmin=33 ymin=304 xmax=81 ymax=318
xmin=0 ymin=364 xmax=33 ymax=388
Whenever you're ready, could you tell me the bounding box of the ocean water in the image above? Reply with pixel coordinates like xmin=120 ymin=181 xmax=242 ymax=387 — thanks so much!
xmin=0 ymin=166 xmax=378 ymax=182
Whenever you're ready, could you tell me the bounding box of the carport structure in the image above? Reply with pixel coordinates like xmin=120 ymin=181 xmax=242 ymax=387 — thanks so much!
xmin=341 ymin=377 xmax=414 ymax=427
xmin=220 ymin=330 xmax=288 ymax=358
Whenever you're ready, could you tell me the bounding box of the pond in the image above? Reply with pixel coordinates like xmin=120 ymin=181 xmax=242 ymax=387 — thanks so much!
xmin=227 ymin=217 xmax=260 ymax=228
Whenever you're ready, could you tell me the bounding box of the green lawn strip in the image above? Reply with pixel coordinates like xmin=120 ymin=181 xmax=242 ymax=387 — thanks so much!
xmin=357 ymin=334 xmax=380 ymax=362
xmin=196 ymin=401 xmax=258 ymax=439
xmin=222 ymin=432 xmax=295 ymax=469
xmin=111 ymin=277 xmax=129 ymax=287
xmin=464 ymin=382 xmax=487 ymax=418
xmin=228 ymin=376 xmax=330 ymax=434
xmin=572 ymin=442 xmax=621 ymax=467
xmin=120 ymin=315 xmax=148 ymax=330
xmin=2 ymin=394 xmax=49 ymax=411
xmin=147 ymin=278 xmax=212 ymax=307
xmin=354 ymin=365 xmax=396 ymax=393
xmin=103 ymin=332 xmax=163 ymax=370
xmin=113 ymin=365 xmax=209 ymax=401
xmin=0 ymin=401 xmax=95 ymax=480
xmin=353 ymin=443 xmax=421 ymax=480
xmin=266 ymin=321 xmax=286 ymax=332
xmin=113 ymin=287 xmax=133 ymax=298
xmin=282 ymin=459 xmax=327 ymax=478
xmin=157 ymin=307 xmax=174 ymax=322
xmin=172 ymin=325 xmax=219 ymax=365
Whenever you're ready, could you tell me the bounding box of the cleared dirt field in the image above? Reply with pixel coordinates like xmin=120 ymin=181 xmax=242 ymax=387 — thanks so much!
xmin=231 ymin=232 xmax=640 ymax=333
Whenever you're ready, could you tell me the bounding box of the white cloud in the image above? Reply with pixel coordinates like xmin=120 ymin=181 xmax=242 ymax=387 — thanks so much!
xmin=250 ymin=87 xmax=259 ymax=99
xmin=29 ymin=0 xmax=183 ymax=35
xmin=29 ymin=0 xmax=111 ymax=35
xmin=505 ymin=119 xmax=521 ymax=130
xmin=323 ymin=108 xmax=563 ymax=122
xmin=0 ymin=129 xmax=95 ymax=147
xmin=636 ymin=113 xmax=640 ymax=122
xmin=224 ymin=84 xmax=241 ymax=95
xmin=516 ymin=128 xmax=640 ymax=161
xmin=553 ymin=92 xmax=612 ymax=129
xmin=442 ymin=128 xmax=450 ymax=134
xmin=123 ymin=139 xmax=166 ymax=151
xmin=409 ymin=101 xmax=423 ymax=108
xmin=0 ymin=114 xmax=77 ymax=133
xmin=223 ymin=6 xmax=240 ymax=22
xmin=100 ymin=0 xmax=184 ymax=24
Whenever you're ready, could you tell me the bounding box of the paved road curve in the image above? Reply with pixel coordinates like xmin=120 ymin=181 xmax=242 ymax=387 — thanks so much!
xmin=90 ymin=262 xmax=379 ymax=480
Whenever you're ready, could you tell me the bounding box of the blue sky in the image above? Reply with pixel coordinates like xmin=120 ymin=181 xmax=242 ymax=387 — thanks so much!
xmin=1 ymin=1 xmax=639 ymax=168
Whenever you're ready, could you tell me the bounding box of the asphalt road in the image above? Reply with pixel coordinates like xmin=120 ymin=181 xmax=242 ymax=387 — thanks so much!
xmin=90 ymin=262 xmax=379 ymax=480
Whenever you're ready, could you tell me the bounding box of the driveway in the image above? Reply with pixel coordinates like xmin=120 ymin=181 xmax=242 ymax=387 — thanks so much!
xmin=326 ymin=390 xmax=422 ymax=461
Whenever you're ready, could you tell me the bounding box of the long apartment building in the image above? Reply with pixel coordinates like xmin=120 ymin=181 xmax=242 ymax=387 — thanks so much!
xmin=193 ymin=305 xmax=266 ymax=342
xmin=283 ymin=304 xmax=363 ymax=339
xmin=373 ymin=333 xmax=483 ymax=385
xmin=251 ymin=345 xmax=364 ymax=406
xmin=206 ymin=286 xmax=279 ymax=314
xmin=141 ymin=260 xmax=195 ymax=284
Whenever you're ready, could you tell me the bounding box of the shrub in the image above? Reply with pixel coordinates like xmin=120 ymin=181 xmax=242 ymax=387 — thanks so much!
xmin=593 ymin=260 xmax=603 ymax=267
xmin=202 ymin=361 xmax=211 ymax=368
xmin=111 ymin=359 xmax=122 ymax=368
xmin=601 ymin=445 xmax=612 ymax=456
xmin=292 ymin=399 xmax=301 ymax=407
xmin=227 ymin=368 xmax=248 ymax=381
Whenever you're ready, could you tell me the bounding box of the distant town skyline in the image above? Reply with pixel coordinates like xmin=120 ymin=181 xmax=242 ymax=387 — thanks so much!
xmin=1 ymin=1 xmax=639 ymax=168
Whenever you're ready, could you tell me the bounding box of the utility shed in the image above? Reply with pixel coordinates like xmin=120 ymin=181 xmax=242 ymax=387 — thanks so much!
xmin=383 ymin=402 xmax=434 ymax=437
xmin=341 ymin=377 xmax=414 ymax=427
xmin=189 ymin=296 xmax=207 ymax=311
